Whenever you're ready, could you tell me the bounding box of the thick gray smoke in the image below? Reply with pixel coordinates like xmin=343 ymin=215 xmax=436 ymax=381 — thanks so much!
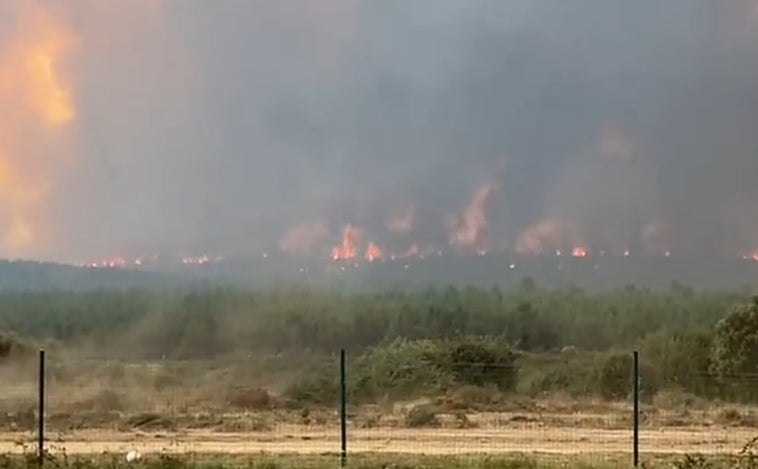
xmin=14 ymin=0 xmax=758 ymax=261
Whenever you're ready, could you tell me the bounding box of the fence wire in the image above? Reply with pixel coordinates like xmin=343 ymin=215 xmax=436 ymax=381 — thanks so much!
xmin=0 ymin=350 xmax=755 ymax=465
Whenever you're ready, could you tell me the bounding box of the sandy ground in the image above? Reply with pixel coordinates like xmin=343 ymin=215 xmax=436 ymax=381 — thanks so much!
xmin=0 ymin=425 xmax=754 ymax=456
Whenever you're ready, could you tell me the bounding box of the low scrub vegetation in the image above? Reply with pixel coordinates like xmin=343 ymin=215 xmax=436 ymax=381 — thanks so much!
xmin=0 ymin=285 xmax=755 ymax=412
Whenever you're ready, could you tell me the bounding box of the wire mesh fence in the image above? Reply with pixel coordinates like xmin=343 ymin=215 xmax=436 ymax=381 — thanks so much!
xmin=0 ymin=349 xmax=755 ymax=465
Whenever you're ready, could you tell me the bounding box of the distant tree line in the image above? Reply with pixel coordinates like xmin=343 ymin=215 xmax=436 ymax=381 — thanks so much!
xmin=0 ymin=283 xmax=755 ymax=401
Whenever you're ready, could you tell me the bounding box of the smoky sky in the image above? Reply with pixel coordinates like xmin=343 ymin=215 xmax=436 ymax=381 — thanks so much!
xmin=31 ymin=0 xmax=758 ymax=261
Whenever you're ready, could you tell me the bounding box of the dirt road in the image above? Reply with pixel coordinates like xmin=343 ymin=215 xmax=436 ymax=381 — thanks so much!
xmin=0 ymin=425 xmax=754 ymax=456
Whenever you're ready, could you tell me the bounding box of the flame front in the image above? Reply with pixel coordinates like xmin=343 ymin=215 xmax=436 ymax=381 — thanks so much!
xmin=331 ymin=224 xmax=360 ymax=261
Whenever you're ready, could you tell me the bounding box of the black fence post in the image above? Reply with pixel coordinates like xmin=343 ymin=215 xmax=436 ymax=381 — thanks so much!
xmin=340 ymin=349 xmax=347 ymax=467
xmin=633 ymin=350 xmax=639 ymax=467
xmin=38 ymin=348 xmax=45 ymax=467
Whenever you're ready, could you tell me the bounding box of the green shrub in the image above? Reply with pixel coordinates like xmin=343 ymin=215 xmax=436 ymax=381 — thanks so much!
xmin=350 ymin=339 xmax=450 ymax=402
xmin=442 ymin=337 xmax=518 ymax=390
xmin=710 ymin=297 xmax=758 ymax=402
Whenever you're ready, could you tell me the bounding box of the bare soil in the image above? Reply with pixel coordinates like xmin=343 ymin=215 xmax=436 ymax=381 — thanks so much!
xmin=0 ymin=424 xmax=754 ymax=456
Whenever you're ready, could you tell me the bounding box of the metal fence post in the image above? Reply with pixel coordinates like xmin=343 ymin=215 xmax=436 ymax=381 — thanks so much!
xmin=38 ymin=348 xmax=45 ymax=467
xmin=340 ymin=349 xmax=347 ymax=467
xmin=633 ymin=350 xmax=639 ymax=467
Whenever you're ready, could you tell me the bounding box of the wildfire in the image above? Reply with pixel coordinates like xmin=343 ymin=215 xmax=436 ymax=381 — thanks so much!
xmin=0 ymin=4 xmax=77 ymax=258
xmin=449 ymin=184 xmax=495 ymax=251
xmin=364 ymin=242 xmax=383 ymax=262
xmin=182 ymin=255 xmax=223 ymax=265
xmin=83 ymin=257 xmax=127 ymax=269
xmin=516 ymin=218 xmax=568 ymax=255
xmin=331 ymin=224 xmax=360 ymax=261
xmin=83 ymin=253 xmax=221 ymax=268
xmin=27 ymin=40 xmax=75 ymax=126
xmin=571 ymin=247 xmax=588 ymax=258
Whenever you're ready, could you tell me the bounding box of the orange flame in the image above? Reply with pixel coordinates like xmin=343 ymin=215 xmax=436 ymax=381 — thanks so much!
xmin=26 ymin=40 xmax=75 ymax=126
xmin=331 ymin=224 xmax=360 ymax=261
xmin=0 ymin=4 xmax=77 ymax=258
xmin=571 ymin=246 xmax=588 ymax=258
xmin=364 ymin=241 xmax=383 ymax=262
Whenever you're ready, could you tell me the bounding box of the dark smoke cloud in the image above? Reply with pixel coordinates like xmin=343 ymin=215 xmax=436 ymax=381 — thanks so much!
xmin=23 ymin=0 xmax=758 ymax=261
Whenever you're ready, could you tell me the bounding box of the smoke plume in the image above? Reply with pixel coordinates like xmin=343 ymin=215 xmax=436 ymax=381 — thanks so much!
xmin=1 ymin=1 xmax=758 ymax=263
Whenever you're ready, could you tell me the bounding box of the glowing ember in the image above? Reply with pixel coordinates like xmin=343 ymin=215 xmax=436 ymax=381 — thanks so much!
xmin=572 ymin=247 xmax=588 ymax=258
xmin=84 ymin=257 xmax=127 ymax=269
xmin=182 ymin=255 xmax=223 ymax=265
xmin=364 ymin=242 xmax=383 ymax=262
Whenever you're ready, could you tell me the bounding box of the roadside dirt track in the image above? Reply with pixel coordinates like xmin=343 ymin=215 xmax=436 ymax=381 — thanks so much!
xmin=0 ymin=425 xmax=754 ymax=456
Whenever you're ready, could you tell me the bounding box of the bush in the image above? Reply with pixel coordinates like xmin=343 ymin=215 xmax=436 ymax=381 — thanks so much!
xmin=641 ymin=330 xmax=714 ymax=397
xmin=350 ymin=339 xmax=450 ymax=402
xmin=229 ymin=387 xmax=271 ymax=410
xmin=405 ymin=404 xmax=440 ymax=428
xmin=286 ymin=337 xmax=517 ymax=406
xmin=285 ymin=367 xmax=337 ymax=406
xmin=0 ymin=331 xmax=31 ymax=360
xmin=710 ymin=298 xmax=758 ymax=402
xmin=516 ymin=351 xmax=599 ymax=397
xmin=597 ymin=352 xmax=659 ymax=400
xmin=442 ymin=337 xmax=518 ymax=390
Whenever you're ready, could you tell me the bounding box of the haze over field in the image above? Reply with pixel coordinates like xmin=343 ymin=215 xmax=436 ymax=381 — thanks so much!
xmin=2 ymin=1 xmax=758 ymax=266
